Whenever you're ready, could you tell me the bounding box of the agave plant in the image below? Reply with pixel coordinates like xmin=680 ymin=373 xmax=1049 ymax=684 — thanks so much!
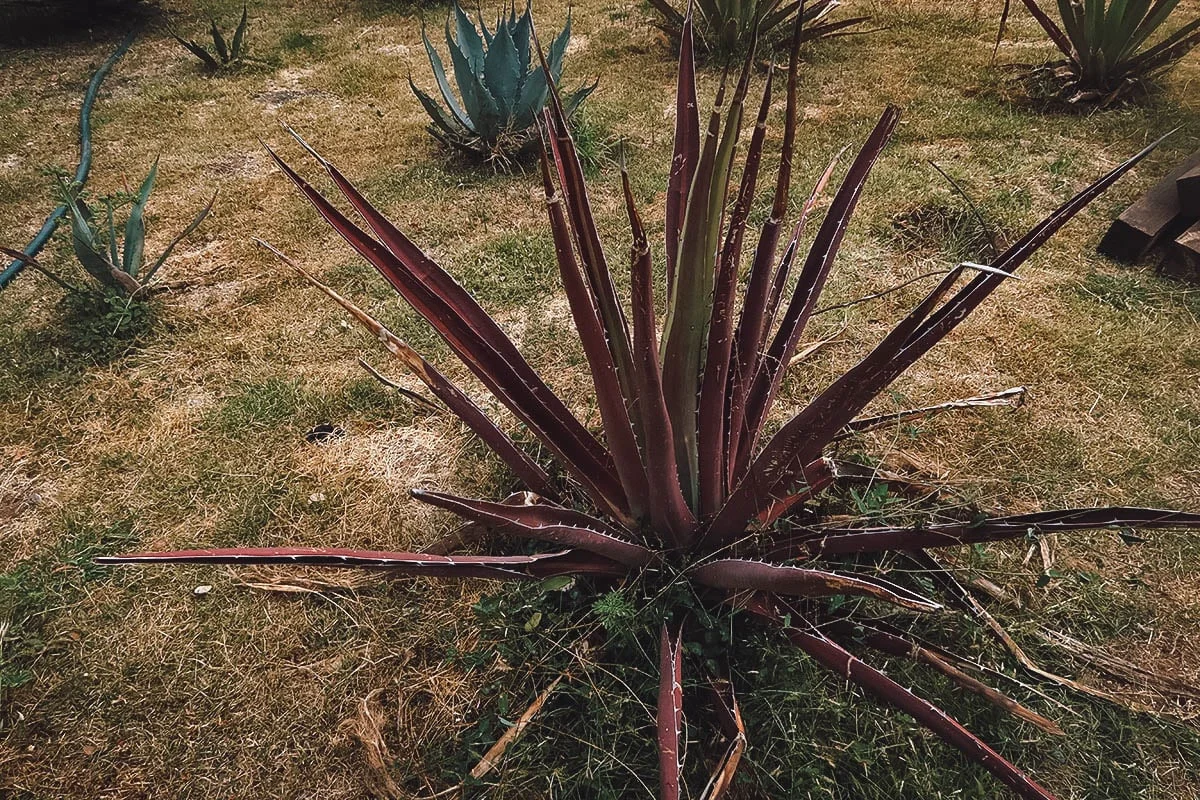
xmin=171 ymin=4 xmax=250 ymax=72
xmin=649 ymin=0 xmax=868 ymax=60
xmin=1009 ymin=0 xmax=1200 ymax=102
xmin=100 ymin=18 xmax=1200 ymax=800
xmin=3 ymin=161 xmax=214 ymax=297
xmin=410 ymin=2 xmax=594 ymax=163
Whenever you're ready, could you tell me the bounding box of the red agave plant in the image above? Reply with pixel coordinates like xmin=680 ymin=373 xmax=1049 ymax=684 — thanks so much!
xmin=100 ymin=17 xmax=1200 ymax=800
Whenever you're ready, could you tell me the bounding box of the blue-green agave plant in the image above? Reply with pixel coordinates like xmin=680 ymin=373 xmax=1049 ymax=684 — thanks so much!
xmin=410 ymin=2 xmax=595 ymax=163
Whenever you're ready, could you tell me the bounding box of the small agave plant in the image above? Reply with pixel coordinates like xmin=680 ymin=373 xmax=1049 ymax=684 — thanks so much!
xmin=410 ymin=2 xmax=594 ymax=164
xmin=650 ymin=0 xmax=868 ymax=60
xmin=4 ymin=162 xmax=213 ymax=297
xmin=1007 ymin=0 xmax=1200 ymax=103
xmin=171 ymin=3 xmax=250 ymax=73
xmin=102 ymin=18 xmax=1200 ymax=800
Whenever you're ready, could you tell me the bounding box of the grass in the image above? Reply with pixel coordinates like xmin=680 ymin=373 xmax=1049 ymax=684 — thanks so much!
xmin=0 ymin=0 xmax=1198 ymax=797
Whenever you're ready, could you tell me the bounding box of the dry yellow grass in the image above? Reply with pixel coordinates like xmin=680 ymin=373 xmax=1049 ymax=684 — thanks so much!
xmin=1 ymin=0 xmax=1199 ymax=796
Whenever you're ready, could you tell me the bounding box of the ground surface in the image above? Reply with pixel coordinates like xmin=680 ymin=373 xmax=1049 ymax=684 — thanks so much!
xmin=1 ymin=0 xmax=1199 ymax=797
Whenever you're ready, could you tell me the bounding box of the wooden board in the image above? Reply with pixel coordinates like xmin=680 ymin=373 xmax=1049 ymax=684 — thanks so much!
xmin=1098 ymin=149 xmax=1200 ymax=264
xmin=1178 ymin=163 xmax=1200 ymax=218
xmin=1169 ymin=219 xmax=1200 ymax=273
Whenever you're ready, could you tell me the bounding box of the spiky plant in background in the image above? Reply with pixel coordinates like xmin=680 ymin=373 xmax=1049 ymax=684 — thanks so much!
xmin=3 ymin=161 xmax=213 ymax=298
xmin=410 ymin=2 xmax=594 ymax=164
xmin=171 ymin=4 xmax=250 ymax=72
xmin=100 ymin=18 xmax=1200 ymax=800
xmin=649 ymin=0 xmax=868 ymax=61
xmin=1005 ymin=0 xmax=1200 ymax=103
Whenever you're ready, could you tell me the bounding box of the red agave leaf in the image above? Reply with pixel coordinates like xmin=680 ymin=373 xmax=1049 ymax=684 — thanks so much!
xmin=697 ymin=66 xmax=775 ymax=517
xmin=657 ymin=625 xmax=685 ymax=800
xmin=96 ymin=547 xmax=621 ymax=580
xmin=622 ymin=169 xmax=698 ymax=546
xmin=537 ymin=134 xmax=649 ymax=521
xmin=258 ymin=240 xmax=557 ymax=500
xmin=748 ymin=595 xmax=1059 ymax=800
xmin=665 ymin=13 xmax=700 ymax=299
xmin=411 ymin=489 xmax=655 ymax=568
xmin=693 ymin=559 xmax=940 ymax=612
xmin=264 ymin=143 xmax=630 ymax=523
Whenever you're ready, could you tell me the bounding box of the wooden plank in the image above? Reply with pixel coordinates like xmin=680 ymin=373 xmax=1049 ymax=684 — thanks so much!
xmin=1178 ymin=163 xmax=1200 ymax=218
xmin=1098 ymin=149 xmax=1200 ymax=264
xmin=1168 ymin=219 xmax=1200 ymax=273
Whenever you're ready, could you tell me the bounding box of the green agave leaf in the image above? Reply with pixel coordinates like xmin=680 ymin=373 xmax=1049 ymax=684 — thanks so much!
xmin=511 ymin=4 xmax=533 ymax=94
xmin=173 ymin=34 xmax=221 ymax=70
xmin=447 ymin=21 xmax=500 ymax=138
xmin=548 ymin=10 xmax=573 ymax=83
xmin=421 ymin=26 xmax=473 ymax=129
xmin=1122 ymin=0 xmax=1183 ymax=59
xmin=453 ymin=2 xmax=486 ymax=74
xmin=123 ymin=158 xmax=157 ymax=277
xmin=410 ymin=79 xmax=469 ymax=137
xmin=64 ymin=194 xmax=120 ymax=288
xmin=231 ymin=3 xmax=249 ymax=60
xmin=210 ymin=18 xmax=230 ymax=63
xmin=483 ymin=21 xmax=521 ymax=119
xmin=105 ymin=200 xmax=118 ymax=270
xmin=513 ymin=65 xmax=548 ymax=129
xmin=479 ymin=7 xmax=495 ymax=47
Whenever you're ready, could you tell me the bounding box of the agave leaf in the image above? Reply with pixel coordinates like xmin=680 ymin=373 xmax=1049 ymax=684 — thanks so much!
xmin=453 ymin=2 xmax=487 ymax=74
xmin=735 ymin=107 xmax=900 ymax=492
xmin=648 ymin=0 xmax=686 ymax=29
xmin=657 ymin=626 xmax=684 ymax=800
xmin=266 ymin=142 xmax=629 ymax=523
xmin=751 ymin=597 xmax=1058 ymax=800
xmin=801 ymin=507 xmax=1200 ymax=557
xmin=447 ymin=20 xmax=500 ymax=139
xmin=410 ymin=79 xmax=468 ymax=136
xmin=514 ymin=61 xmax=549 ymax=127
xmin=122 ymin=158 xmax=157 ymax=277
xmin=536 ymin=50 xmax=637 ymax=416
xmin=105 ymin=199 xmax=118 ymax=270
xmin=421 ymin=27 xmax=473 ymax=129
xmin=140 ymin=192 xmax=214 ymax=284
xmin=1120 ymin=15 xmax=1200 ymax=76
xmin=547 ymin=9 xmax=573 ymax=83
xmin=695 ymin=559 xmax=941 ymax=612
xmin=560 ymin=80 xmax=597 ymax=118
xmin=697 ymin=65 xmax=774 ymax=515
xmin=660 ymin=72 xmax=733 ymax=507
xmin=231 ymin=3 xmax=249 ymax=60
xmin=63 ymin=191 xmax=118 ymax=287
xmin=411 ymin=489 xmax=655 ymax=567
xmin=260 ymin=240 xmax=558 ymax=499
xmin=825 ymin=619 xmax=1065 ymax=735
xmin=1021 ymin=0 xmax=1076 ymax=59
xmin=715 ymin=132 xmax=1162 ymax=536
xmin=726 ymin=20 xmax=804 ymax=479
xmin=537 ymin=136 xmax=649 ymax=520
xmin=665 ymin=14 xmax=700 ymax=295
xmin=483 ymin=22 xmax=521 ymax=118
xmin=754 ymin=457 xmax=836 ymax=526
xmin=511 ymin=4 xmax=533 ymax=83
xmin=96 ymin=546 xmax=625 ymax=579
xmin=173 ymin=34 xmax=222 ymax=70
xmin=210 ymin=18 xmax=230 ymax=63
xmin=621 ymin=168 xmax=698 ymax=544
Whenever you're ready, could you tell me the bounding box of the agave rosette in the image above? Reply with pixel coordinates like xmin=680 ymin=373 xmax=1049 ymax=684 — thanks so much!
xmin=411 ymin=1 xmax=594 ymax=162
xmin=101 ymin=17 xmax=1200 ymax=800
xmin=1011 ymin=0 xmax=1200 ymax=102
